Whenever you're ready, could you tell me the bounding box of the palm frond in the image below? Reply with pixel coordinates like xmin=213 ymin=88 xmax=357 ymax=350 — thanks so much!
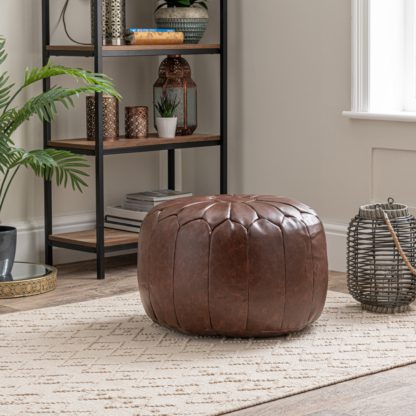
xmin=0 ymin=38 xmax=13 ymax=111
xmin=12 ymin=149 xmax=89 ymax=192
xmin=8 ymin=85 xmax=115 ymax=135
xmin=0 ymin=37 xmax=7 ymax=65
xmin=0 ymin=36 xmax=121 ymax=211
xmin=0 ymin=138 xmax=15 ymax=174
xmin=24 ymin=61 xmax=121 ymax=100
xmin=0 ymin=107 xmax=16 ymax=174
xmin=0 ymin=109 xmax=16 ymax=140
xmin=0 ymin=72 xmax=13 ymax=111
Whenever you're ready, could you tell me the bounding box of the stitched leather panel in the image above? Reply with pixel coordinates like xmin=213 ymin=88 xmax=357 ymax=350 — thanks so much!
xmin=174 ymin=220 xmax=212 ymax=333
xmin=303 ymin=214 xmax=329 ymax=322
xmin=246 ymin=201 xmax=285 ymax=225
xmin=203 ymin=202 xmax=232 ymax=228
xmin=230 ymin=202 xmax=259 ymax=228
xmin=247 ymin=219 xmax=286 ymax=332
xmin=280 ymin=217 xmax=315 ymax=330
xmin=209 ymin=220 xmax=249 ymax=334
xmin=177 ymin=201 xmax=217 ymax=226
xmin=147 ymin=216 xmax=180 ymax=329
xmin=137 ymin=211 xmax=159 ymax=322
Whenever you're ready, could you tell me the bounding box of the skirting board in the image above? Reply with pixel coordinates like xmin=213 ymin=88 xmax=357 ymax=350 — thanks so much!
xmin=12 ymin=214 xmax=348 ymax=272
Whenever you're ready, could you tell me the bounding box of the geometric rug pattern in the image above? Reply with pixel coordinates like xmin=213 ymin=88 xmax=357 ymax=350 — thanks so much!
xmin=1 ymin=291 xmax=416 ymax=415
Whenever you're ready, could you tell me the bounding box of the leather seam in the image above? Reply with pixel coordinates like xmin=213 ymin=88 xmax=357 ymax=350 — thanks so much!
xmin=207 ymin=223 xmax=214 ymax=331
xmin=280 ymin=216 xmax=287 ymax=330
xmin=256 ymin=198 xmax=316 ymax=216
xmin=157 ymin=200 xmax=212 ymax=221
xmin=147 ymin=212 xmax=160 ymax=323
xmin=301 ymin=218 xmax=316 ymax=323
xmin=171 ymin=216 xmax=181 ymax=330
xmin=245 ymin=226 xmax=250 ymax=332
xmin=178 ymin=202 xmax=219 ymax=227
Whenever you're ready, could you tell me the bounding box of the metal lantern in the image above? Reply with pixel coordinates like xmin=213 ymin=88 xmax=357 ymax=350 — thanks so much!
xmin=91 ymin=0 xmax=126 ymax=46
xmin=153 ymin=55 xmax=197 ymax=136
xmin=347 ymin=198 xmax=416 ymax=313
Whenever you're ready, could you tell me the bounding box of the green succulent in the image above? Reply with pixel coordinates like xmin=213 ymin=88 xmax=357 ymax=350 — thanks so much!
xmin=155 ymin=0 xmax=208 ymax=12
xmin=0 ymin=37 xmax=121 ymax=212
xmin=155 ymin=95 xmax=180 ymax=118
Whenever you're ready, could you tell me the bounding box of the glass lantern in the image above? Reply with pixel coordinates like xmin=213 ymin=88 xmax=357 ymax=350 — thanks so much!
xmin=153 ymin=55 xmax=197 ymax=136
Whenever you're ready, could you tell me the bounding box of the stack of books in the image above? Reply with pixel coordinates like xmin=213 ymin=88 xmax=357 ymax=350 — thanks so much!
xmin=104 ymin=206 xmax=146 ymax=233
xmin=105 ymin=190 xmax=192 ymax=233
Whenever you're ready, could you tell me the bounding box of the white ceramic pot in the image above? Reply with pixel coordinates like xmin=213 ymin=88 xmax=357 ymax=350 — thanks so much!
xmin=156 ymin=117 xmax=178 ymax=139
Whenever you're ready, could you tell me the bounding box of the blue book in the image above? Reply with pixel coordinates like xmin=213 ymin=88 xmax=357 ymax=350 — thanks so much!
xmin=128 ymin=28 xmax=176 ymax=33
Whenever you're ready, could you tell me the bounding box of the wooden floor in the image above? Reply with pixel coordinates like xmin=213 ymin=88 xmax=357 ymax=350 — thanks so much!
xmin=0 ymin=255 xmax=139 ymax=313
xmin=0 ymin=257 xmax=414 ymax=415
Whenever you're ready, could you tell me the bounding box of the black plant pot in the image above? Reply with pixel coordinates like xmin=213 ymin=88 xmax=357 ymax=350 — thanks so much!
xmin=0 ymin=226 xmax=16 ymax=278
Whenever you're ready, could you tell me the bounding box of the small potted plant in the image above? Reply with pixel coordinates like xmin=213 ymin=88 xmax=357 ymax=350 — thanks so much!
xmin=155 ymin=0 xmax=209 ymax=44
xmin=0 ymin=37 xmax=120 ymax=277
xmin=155 ymin=95 xmax=179 ymax=139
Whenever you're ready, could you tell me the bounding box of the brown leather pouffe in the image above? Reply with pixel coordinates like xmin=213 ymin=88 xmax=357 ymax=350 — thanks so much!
xmin=138 ymin=195 xmax=328 ymax=337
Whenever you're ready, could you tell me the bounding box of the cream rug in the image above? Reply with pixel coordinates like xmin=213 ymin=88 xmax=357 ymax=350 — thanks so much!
xmin=1 ymin=291 xmax=416 ymax=416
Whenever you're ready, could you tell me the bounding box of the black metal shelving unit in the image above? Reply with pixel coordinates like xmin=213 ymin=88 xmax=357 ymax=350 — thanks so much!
xmin=41 ymin=0 xmax=228 ymax=279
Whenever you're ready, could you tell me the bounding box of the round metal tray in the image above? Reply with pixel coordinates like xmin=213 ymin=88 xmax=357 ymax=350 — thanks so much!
xmin=0 ymin=263 xmax=57 ymax=298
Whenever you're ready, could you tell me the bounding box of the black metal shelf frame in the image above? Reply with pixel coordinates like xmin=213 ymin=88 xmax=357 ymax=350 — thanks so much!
xmin=42 ymin=0 xmax=228 ymax=279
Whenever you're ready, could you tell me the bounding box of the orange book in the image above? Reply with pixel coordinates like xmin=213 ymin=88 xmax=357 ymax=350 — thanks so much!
xmin=126 ymin=31 xmax=184 ymax=45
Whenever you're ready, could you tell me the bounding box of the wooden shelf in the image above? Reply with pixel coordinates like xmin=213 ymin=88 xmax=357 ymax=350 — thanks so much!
xmin=46 ymin=44 xmax=221 ymax=57
xmin=48 ymin=134 xmax=221 ymax=155
xmin=49 ymin=228 xmax=139 ymax=251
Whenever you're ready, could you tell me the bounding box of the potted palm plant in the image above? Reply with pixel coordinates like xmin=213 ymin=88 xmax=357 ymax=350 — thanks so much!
xmin=155 ymin=95 xmax=179 ymax=138
xmin=0 ymin=37 xmax=120 ymax=277
xmin=155 ymin=0 xmax=209 ymax=44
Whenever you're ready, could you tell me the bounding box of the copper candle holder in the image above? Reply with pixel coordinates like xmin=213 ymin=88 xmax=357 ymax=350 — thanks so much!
xmin=86 ymin=96 xmax=119 ymax=141
xmin=125 ymin=106 xmax=149 ymax=138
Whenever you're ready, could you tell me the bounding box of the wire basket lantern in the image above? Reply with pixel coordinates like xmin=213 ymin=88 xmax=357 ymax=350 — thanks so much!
xmin=347 ymin=198 xmax=416 ymax=313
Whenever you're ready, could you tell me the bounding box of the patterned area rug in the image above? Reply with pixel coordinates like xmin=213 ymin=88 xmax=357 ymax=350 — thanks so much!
xmin=1 ymin=291 xmax=416 ymax=416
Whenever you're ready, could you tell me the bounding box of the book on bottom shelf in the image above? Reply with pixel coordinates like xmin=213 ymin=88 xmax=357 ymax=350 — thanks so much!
xmin=125 ymin=190 xmax=193 ymax=202
xmin=105 ymin=206 xmax=148 ymax=221
xmin=105 ymin=215 xmax=142 ymax=227
xmin=104 ymin=208 xmax=142 ymax=234
xmin=123 ymin=190 xmax=193 ymax=212
xmin=104 ymin=222 xmax=141 ymax=234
